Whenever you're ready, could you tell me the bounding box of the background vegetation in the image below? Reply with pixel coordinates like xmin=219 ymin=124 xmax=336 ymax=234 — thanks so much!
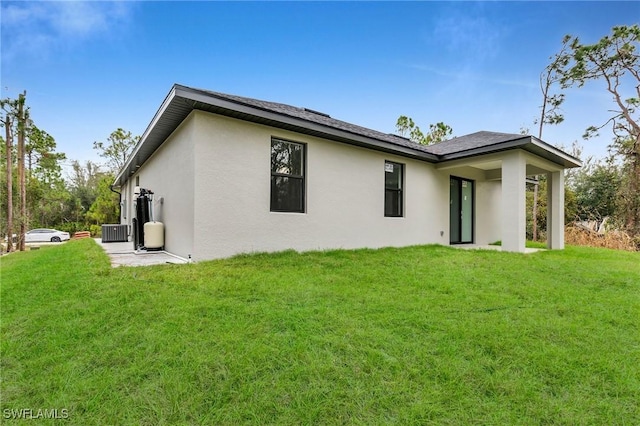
xmin=396 ymin=25 xmax=640 ymax=249
xmin=2 ymin=25 xmax=639 ymax=250
xmin=0 ymin=97 xmax=138 ymax=247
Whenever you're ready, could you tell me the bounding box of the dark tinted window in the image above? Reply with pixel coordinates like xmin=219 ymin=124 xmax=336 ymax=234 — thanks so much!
xmin=271 ymin=139 xmax=305 ymax=213
xmin=385 ymin=161 xmax=403 ymax=217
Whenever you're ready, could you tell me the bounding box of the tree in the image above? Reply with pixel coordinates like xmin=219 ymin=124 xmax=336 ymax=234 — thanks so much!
xmin=537 ymin=37 xmax=569 ymax=137
xmin=571 ymin=156 xmax=621 ymax=222
xmin=531 ymin=37 xmax=570 ymax=241
xmin=395 ymin=116 xmax=423 ymax=143
xmin=92 ymin=128 xmax=139 ymax=233
xmin=26 ymin=125 xmax=66 ymax=178
xmin=27 ymin=172 xmax=70 ymax=229
xmin=424 ymin=122 xmax=453 ymax=145
xmin=93 ymin=128 xmax=139 ymax=173
xmin=2 ymin=111 xmax=13 ymax=252
xmin=1 ymin=92 xmax=28 ymax=250
xmin=616 ymin=137 xmax=640 ymax=234
xmin=529 ymin=176 xmax=578 ymax=240
xmin=556 ymin=25 xmax=640 ymax=235
xmin=395 ymin=116 xmax=452 ymax=145
xmin=68 ymin=160 xmax=103 ymax=213
xmin=60 ymin=160 xmax=115 ymax=235
xmin=1 ymin=93 xmax=69 ymax=250
xmin=85 ymin=174 xmax=119 ymax=236
xmin=17 ymin=92 xmax=27 ymax=251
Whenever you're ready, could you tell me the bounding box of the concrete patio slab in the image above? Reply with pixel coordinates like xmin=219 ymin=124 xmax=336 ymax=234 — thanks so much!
xmin=95 ymin=239 xmax=188 ymax=267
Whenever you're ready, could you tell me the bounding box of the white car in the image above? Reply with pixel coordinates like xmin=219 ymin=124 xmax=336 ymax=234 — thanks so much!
xmin=25 ymin=229 xmax=70 ymax=243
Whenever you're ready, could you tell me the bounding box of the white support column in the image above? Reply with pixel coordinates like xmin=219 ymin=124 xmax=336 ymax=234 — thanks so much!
xmin=547 ymin=170 xmax=565 ymax=249
xmin=501 ymin=151 xmax=527 ymax=252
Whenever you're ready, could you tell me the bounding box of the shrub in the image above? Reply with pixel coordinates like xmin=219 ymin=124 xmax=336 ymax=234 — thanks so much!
xmin=57 ymin=222 xmax=87 ymax=236
xmin=565 ymin=224 xmax=637 ymax=251
xmin=89 ymin=224 xmax=102 ymax=237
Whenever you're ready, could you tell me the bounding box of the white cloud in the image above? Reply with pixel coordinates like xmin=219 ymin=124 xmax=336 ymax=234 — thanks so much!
xmin=431 ymin=4 xmax=504 ymax=65
xmin=1 ymin=1 xmax=135 ymax=61
xmin=407 ymin=63 xmax=537 ymax=90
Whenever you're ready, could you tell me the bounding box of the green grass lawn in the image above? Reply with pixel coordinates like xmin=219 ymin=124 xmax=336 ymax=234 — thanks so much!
xmin=1 ymin=240 xmax=639 ymax=425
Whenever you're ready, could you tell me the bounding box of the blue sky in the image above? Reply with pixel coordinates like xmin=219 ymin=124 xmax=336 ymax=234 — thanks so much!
xmin=2 ymin=1 xmax=638 ymax=175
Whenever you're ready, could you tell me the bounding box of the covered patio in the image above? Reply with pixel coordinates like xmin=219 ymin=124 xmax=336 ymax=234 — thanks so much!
xmin=430 ymin=132 xmax=582 ymax=253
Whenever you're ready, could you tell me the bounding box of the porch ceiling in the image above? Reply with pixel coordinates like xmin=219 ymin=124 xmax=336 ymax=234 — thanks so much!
xmin=466 ymin=159 xmax=501 ymax=170
xmin=436 ymin=150 xmax=567 ymax=176
xmin=462 ymin=161 xmax=549 ymax=176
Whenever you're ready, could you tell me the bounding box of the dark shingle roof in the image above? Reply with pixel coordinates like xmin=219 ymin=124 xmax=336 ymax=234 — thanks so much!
xmin=190 ymin=87 xmax=434 ymax=154
xmin=115 ymin=84 xmax=581 ymax=186
xmin=425 ymin=131 xmax=527 ymax=155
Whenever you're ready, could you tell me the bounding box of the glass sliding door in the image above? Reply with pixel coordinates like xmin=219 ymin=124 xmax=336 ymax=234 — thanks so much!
xmin=461 ymin=179 xmax=473 ymax=242
xmin=450 ymin=177 xmax=474 ymax=244
xmin=450 ymin=179 xmax=461 ymax=243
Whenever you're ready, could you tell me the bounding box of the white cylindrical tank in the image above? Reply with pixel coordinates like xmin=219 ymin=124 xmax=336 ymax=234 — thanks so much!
xmin=144 ymin=221 xmax=164 ymax=249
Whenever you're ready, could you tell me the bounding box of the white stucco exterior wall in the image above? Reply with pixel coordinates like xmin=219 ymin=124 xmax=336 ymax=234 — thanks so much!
xmin=547 ymin=170 xmax=565 ymax=249
xmin=120 ymin=108 xmax=572 ymax=260
xmin=475 ymin=180 xmax=502 ymax=245
xmin=501 ymin=151 xmax=527 ymax=252
xmin=189 ymin=111 xmax=450 ymax=261
xmin=123 ymin=115 xmax=197 ymax=259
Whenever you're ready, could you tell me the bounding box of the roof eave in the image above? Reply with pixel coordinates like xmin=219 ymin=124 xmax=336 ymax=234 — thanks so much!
xmin=438 ymin=136 xmax=582 ymax=169
xmin=114 ymin=85 xmax=439 ymax=187
xmin=529 ymin=137 xmax=582 ymax=168
xmin=114 ymin=87 xmax=581 ymax=189
xmin=438 ymin=137 xmax=530 ymax=161
xmin=114 ymin=85 xmax=179 ymax=187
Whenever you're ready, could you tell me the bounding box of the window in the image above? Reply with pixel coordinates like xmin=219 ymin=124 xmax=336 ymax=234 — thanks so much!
xmin=385 ymin=161 xmax=403 ymax=217
xmin=271 ymin=138 xmax=305 ymax=212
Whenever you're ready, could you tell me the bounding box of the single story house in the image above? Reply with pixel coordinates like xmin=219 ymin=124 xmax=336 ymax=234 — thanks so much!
xmin=114 ymin=84 xmax=581 ymax=261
